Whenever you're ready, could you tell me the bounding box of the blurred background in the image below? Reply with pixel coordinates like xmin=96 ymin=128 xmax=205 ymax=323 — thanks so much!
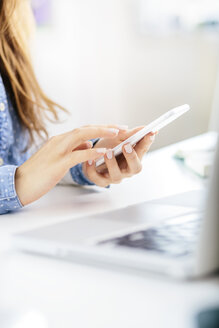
xmin=31 ymin=0 xmax=219 ymax=149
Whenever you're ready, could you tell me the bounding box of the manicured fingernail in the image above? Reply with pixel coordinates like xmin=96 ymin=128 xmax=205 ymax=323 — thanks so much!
xmin=108 ymin=128 xmax=119 ymax=135
xmin=117 ymin=125 xmax=128 ymax=131
xmin=88 ymin=160 xmax=93 ymax=166
xmin=106 ymin=149 xmax=113 ymax=160
xmin=150 ymin=135 xmax=155 ymax=142
xmin=96 ymin=148 xmax=107 ymax=154
xmin=124 ymin=144 xmax=133 ymax=154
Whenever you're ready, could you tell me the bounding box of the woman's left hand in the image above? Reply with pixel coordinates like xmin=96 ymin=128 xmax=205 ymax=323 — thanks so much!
xmin=82 ymin=127 xmax=156 ymax=187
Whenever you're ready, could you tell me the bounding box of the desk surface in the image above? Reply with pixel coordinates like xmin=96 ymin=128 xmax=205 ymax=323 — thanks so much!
xmin=0 ymin=133 xmax=219 ymax=328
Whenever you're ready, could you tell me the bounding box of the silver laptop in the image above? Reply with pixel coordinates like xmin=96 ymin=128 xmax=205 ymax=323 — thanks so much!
xmin=13 ymin=136 xmax=219 ymax=279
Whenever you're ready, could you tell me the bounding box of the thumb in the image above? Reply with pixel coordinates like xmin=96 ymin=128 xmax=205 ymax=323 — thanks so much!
xmin=120 ymin=126 xmax=145 ymax=141
xmin=68 ymin=148 xmax=107 ymax=167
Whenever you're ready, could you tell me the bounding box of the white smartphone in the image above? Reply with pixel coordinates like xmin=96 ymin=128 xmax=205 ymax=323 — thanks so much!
xmin=95 ymin=104 xmax=190 ymax=167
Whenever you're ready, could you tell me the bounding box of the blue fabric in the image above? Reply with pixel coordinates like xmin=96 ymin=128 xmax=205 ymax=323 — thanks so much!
xmin=0 ymin=74 xmax=94 ymax=214
xmin=70 ymin=163 xmax=95 ymax=186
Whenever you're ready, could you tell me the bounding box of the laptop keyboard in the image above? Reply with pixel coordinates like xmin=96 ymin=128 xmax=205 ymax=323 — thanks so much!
xmin=98 ymin=216 xmax=201 ymax=257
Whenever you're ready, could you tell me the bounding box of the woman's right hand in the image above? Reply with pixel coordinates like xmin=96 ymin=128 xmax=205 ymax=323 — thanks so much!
xmin=15 ymin=125 xmax=121 ymax=206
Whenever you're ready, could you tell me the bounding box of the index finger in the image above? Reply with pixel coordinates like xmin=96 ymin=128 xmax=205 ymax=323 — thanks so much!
xmin=134 ymin=132 xmax=156 ymax=160
xmin=70 ymin=126 xmax=121 ymax=148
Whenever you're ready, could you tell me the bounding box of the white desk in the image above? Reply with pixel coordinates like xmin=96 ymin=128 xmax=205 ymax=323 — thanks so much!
xmin=0 ymin=133 xmax=219 ymax=328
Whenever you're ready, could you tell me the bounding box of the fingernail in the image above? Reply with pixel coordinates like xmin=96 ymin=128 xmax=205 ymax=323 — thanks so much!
xmin=96 ymin=148 xmax=107 ymax=154
xmin=106 ymin=149 xmax=113 ymax=160
xmin=124 ymin=144 xmax=133 ymax=154
xmin=150 ymin=135 xmax=155 ymax=142
xmin=88 ymin=160 xmax=93 ymax=166
xmin=117 ymin=125 xmax=128 ymax=131
xmin=108 ymin=128 xmax=119 ymax=135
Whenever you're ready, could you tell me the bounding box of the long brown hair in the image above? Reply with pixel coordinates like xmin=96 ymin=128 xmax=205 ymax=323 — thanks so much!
xmin=0 ymin=0 xmax=65 ymax=144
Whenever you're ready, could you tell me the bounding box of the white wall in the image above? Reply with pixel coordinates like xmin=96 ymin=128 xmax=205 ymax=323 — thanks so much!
xmin=33 ymin=0 xmax=219 ymax=149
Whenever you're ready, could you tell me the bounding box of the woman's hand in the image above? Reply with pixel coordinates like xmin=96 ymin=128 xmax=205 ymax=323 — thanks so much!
xmin=15 ymin=125 xmax=123 ymax=206
xmin=82 ymin=127 xmax=156 ymax=187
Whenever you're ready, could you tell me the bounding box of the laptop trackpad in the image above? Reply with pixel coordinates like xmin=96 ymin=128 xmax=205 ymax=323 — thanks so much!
xmin=98 ymin=202 xmax=195 ymax=225
xmin=14 ymin=203 xmax=194 ymax=246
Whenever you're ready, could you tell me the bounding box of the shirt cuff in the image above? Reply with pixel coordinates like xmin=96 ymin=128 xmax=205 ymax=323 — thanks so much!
xmin=70 ymin=163 xmax=95 ymax=186
xmin=70 ymin=163 xmax=110 ymax=188
xmin=0 ymin=165 xmax=23 ymax=214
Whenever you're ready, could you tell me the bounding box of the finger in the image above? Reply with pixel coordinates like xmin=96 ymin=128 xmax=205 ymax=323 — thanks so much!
xmin=68 ymin=148 xmax=107 ymax=167
xmin=74 ymin=141 xmax=93 ymax=151
xmin=70 ymin=126 xmax=122 ymax=148
xmin=104 ymin=149 xmax=123 ymax=184
xmin=119 ymin=126 xmax=157 ymax=143
xmin=85 ymin=161 xmax=110 ymax=188
xmin=118 ymin=126 xmax=145 ymax=142
xmin=83 ymin=124 xmax=128 ymax=132
xmin=122 ymin=144 xmax=142 ymax=174
xmin=124 ymin=126 xmax=145 ymax=137
xmin=134 ymin=132 xmax=156 ymax=160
